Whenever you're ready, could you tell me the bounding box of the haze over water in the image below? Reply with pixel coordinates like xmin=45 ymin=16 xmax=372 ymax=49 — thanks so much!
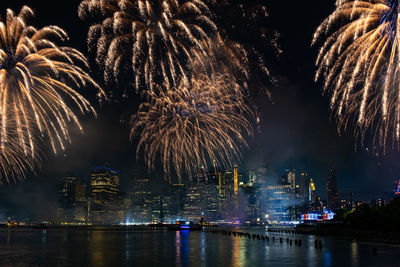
xmin=0 ymin=227 xmax=399 ymax=267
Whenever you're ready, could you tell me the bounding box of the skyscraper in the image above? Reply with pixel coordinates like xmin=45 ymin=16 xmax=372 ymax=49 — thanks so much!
xmin=131 ymin=178 xmax=153 ymax=223
xmin=58 ymin=176 xmax=87 ymax=222
xmin=90 ymin=166 xmax=120 ymax=224
xmin=326 ymin=166 xmax=339 ymax=210
xmin=308 ymin=178 xmax=317 ymax=211
xmin=300 ymin=173 xmax=309 ymax=197
xmin=286 ymin=169 xmax=296 ymax=190
xmin=246 ymin=169 xmax=257 ymax=186
xmin=58 ymin=176 xmax=78 ymax=222
xmin=183 ymin=182 xmax=204 ymax=222
xmin=233 ymin=164 xmax=238 ymax=195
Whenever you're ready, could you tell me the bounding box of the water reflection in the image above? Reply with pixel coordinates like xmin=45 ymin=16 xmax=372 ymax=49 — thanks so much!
xmin=0 ymin=229 xmax=398 ymax=266
xmin=324 ymin=252 xmax=332 ymax=266
xmin=200 ymin=232 xmax=206 ymax=267
xmin=351 ymin=241 xmax=359 ymax=266
xmin=232 ymin=234 xmax=242 ymax=267
xmin=180 ymin=230 xmax=190 ymax=264
xmin=306 ymin=236 xmax=317 ymax=267
xmin=175 ymin=231 xmax=181 ymax=267
xmin=41 ymin=229 xmax=46 ymax=244
xmin=91 ymin=231 xmax=105 ymax=266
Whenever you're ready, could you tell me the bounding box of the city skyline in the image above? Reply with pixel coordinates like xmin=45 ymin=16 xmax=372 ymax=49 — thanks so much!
xmin=52 ymin=163 xmax=399 ymax=225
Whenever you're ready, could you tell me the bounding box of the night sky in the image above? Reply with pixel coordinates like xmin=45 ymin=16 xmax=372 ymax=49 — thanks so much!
xmin=0 ymin=0 xmax=398 ymax=219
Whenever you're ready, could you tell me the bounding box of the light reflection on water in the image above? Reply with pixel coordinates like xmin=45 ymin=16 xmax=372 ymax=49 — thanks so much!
xmin=351 ymin=241 xmax=359 ymax=266
xmin=0 ymin=228 xmax=399 ymax=266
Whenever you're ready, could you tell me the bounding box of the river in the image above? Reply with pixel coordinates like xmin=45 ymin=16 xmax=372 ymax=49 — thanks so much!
xmin=0 ymin=227 xmax=399 ymax=266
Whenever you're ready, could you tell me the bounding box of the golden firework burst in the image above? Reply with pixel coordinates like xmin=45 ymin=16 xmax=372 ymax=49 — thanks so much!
xmin=79 ymin=0 xmax=217 ymax=92
xmin=131 ymin=73 xmax=254 ymax=182
xmin=313 ymin=0 xmax=400 ymax=150
xmin=0 ymin=6 xmax=103 ymax=176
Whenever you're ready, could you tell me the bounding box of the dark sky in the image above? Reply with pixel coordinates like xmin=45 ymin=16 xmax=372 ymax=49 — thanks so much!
xmin=0 ymin=0 xmax=399 ymax=219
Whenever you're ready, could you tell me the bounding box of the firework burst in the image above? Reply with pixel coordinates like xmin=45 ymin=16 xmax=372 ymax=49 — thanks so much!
xmin=131 ymin=73 xmax=253 ymax=182
xmin=313 ymin=0 xmax=400 ymax=150
xmin=78 ymin=0 xmax=217 ymax=93
xmin=0 ymin=6 xmax=103 ymax=160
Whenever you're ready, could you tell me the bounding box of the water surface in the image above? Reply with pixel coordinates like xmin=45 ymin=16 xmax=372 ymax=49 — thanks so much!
xmin=0 ymin=227 xmax=399 ymax=266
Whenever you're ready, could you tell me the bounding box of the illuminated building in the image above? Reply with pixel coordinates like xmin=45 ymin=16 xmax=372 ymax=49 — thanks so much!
xmin=58 ymin=176 xmax=88 ymax=222
xmin=131 ymin=178 xmax=153 ymax=223
xmin=218 ymin=171 xmax=225 ymax=197
xmin=160 ymin=195 xmax=175 ymax=223
xmin=151 ymin=195 xmax=162 ymax=222
xmin=246 ymin=169 xmax=257 ymax=186
xmin=90 ymin=166 xmax=120 ymax=224
xmin=301 ymin=211 xmax=335 ymax=221
xmin=300 ymin=172 xmax=309 ymax=202
xmin=183 ymin=183 xmax=204 ymax=222
xmin=234 ymin=164 xmax=238 ymax=195
xmin=286 ymin=169 xmax=296 ymax=190
xmin=326 ymin=166 xmax=340 ymax=210
xmin=243 ymin=184 xmax=258 ymax=224
xmin=265 ymin=183 xmax=292 ymax=222
xmin=58 ymin=176 xmax=77 ymax=206
xmin=256 ymin=167 xmax=267 ymax=182
xmin=74 ymin=182 xmax=87 ymax=222
xmin=204 ymin=184 xmax=219 ymax=222
xmin=58 ymin=176 xmax=78 ymax=222
xmin=309 ymin=178 xmax=316 ymax=201
xmin=173 ymin=183 xmax=186 ymax=220
xmin=308 ymin=178 xmax=317 ymax=211
xmin=224 ymin=169 xmax=233 ymax=195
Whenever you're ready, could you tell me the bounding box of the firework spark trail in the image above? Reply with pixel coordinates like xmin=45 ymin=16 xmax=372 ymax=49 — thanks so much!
xmin=0 ymin=6 xmax=103 ymax=179
xmin=0 ymin=115 xmax=42 ymax=183
xmin=79 ymin=0 xmax=217 ymax=93
xmin=131 ymin=73 xmax=254 ymax=182
xmin=313 ymin=0 xmax=400 ymax=151
xmin=191 ymin=33 xmax=250 ymax=89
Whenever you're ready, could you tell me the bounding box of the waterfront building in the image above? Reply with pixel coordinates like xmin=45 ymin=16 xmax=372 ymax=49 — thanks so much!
xmin=300 ymin=172 xmax=309 ymax=202
xmin=58 ymin=176 xmax=87 ymax=222
xmin=151 ymin=195 xmax=162 ymax=222
xmin=243 ymin=184 xmax=259 ymax=224
xmin=224 ymin=169 xmax=234 ymax=197
xmin=308 ymin=178 xmax=317 ymax=211
xmin=326 ymin=166 xmax=340 ymax=210
xmin=131 ymin=178 xmax=153 ymax=223
xmin=74 ymin=182 xmax=87 ymax=222
xmin=90 ymin=166 xmax=120 ymax=224
xmin=58 ymin=176 xmax=78 ymax=222
xmin=234 ymin=164 xmax=239 ymax=195
xmin=161 ymin=195 xmax=176 ymax=223
xmin=203 ymin=184 xmax=219 ymax=222
xmin=265 ymin=183 xmax=292 ymax=222
xmin=172 ymin=183 xmax=186 ymax=220
xmin=183 ymin=183 xmax=204 ymax=222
